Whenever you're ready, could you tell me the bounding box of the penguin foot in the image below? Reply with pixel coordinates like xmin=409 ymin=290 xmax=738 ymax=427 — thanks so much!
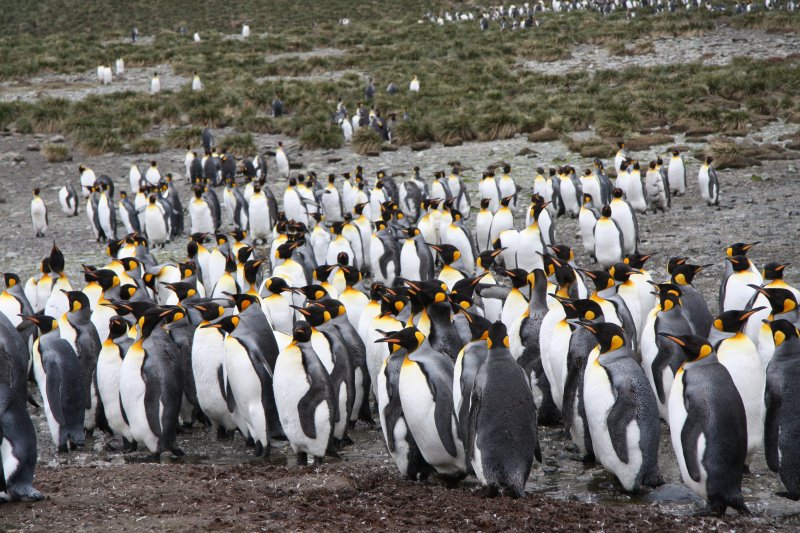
xmin=296 ymin=452 xmax=308 ymax=466
xmin=171 ymin=447 xmax=186 ymax=457
xmin=123 ymin=439 xmax=138 ymax=452
xmin=325 ymin=447 xmax=341 ymax=459
xmin=245 ymin=436 xmax=255 ymax=448
xmin=57 ymin=444 xmax=69 ymax=454
xmin=476 ymin=486 xmax=499 ymax=498
xmin=9 ymin=487 xmax=45 ymax=502
xmin=254 ymin=442 xmax=264 ymax=457
xmin=342 ymin=435 xmax=354 ymax=446
xmin=742 ymin=464 xmax=751 ymax=475
xmin=776 ymin=491 xmax=800 ymax=501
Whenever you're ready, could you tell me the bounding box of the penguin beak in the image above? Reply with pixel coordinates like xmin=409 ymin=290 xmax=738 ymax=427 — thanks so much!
xmin=574 ymin=320 xmax=597 ymax=333
xmin=658 ymin=333 xmax=685 ymax=346
xmin=739 ymin=307 xmax=766 ymax=321
xmin=19 ymin=314 xmax=39 ymax=325
xmin=290 ymin=305 xmax=311 ymax=317
xmin=743 ymin=241 xmax=760 ymax=251
xmin=747 ymin=284 xmax=768 ymax=297
xmin=374 ymin=337 xmax=400 ymax=344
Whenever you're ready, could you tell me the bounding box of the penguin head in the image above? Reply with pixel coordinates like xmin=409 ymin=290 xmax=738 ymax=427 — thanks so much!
xmin=148 ymin=194 xmax=157 ymax=205
xmin=671 ymin=149 xmax=680 ymax=157
xmin=291 ymin=284 xmax=330 ymax=302
xmin=179 ymin=261 xmax=197 ymax=280
xmin=2 ymin=272 xmax=20 ymax=289
xmin=500 ymin=268 xmax=529 ymax=289
xmin=236 ymin=245 xmax=255 ymax=265
xmin=368 ymin=282 xmax=386 ymax=301
xmin=648 ymin=161 xmax=657 ymax=170
xmin=457 ymin=307 xmax=491 ymax=341
xmin=313 ymin=299 xmax=347 ymax=320
xmin=765 ymin=319 xmax=799 ymax=348
xmin=486 ymin=321 xmax=509 ymax=350
xmin=748 ymin=286 xmax=797 ymax=316
xmin=763 ymin=261 xmax=788 ymax=281
xmin=705 ymin=156 xmax=714 ymax=165
xmin=49 ymin=243 xmax=65 ymax=274
xmin=582 ymin=193 xmax=594 ymax=206
xmin=476 ymin=248 xmax=503 ymax=270
xmin=666 ymin=256 xmax=688 ymax=275
xmin=243 ymin=258 xmax=266 ymax=283
xmin=275 ymin=241 xmax=299 ymax=260
xmin=32 ymin=188 xmax=40 ymax=196
xmin=119 ymin=284 xmax=139 ymax=301
xmin=291 ymin=303 xmax=330 ymax=327
xmin=227 ymin=293 xmax=259 ymax=313
xmin=712 ymin=307 xmax=765 ymax=334
xmin=659 ymin=334 xmax=714 ymax=363
xmin=159 ymin=305 xmax=188 ymax=326
xmin=203 ymin=315 xmax=239 ymax=334
xmin=624 ymin=253 xmax=654 ymax=270
xmin=190 ymin=232 xmax=209 ymax=245
xmin=725 ymin=241 xmax=758 ymax=257
xmin=291 ymin=321 xmax=313 ymax=343
xmin=600 ymin=205 xmax=612 ymax=218
xmin=671 ymin=263 xmax=709 ymax=286
xmin=313 ymin=265 xmax=333 ymax=283
xmin=380 ymin=289 xmax=407 ymax=316
xmin=375 ymin=326 xmax=424 ymax=353
xmin=404 ymin=279 xmax=449 ymax=307
xmin=726 ymin=254 xmax=751 ymax=273
xmin=402 ymin=227 xmax=421 ymax=238
xmin=581 ymin=269 xmax=614 ymax=292
xmin=572 ymin=298 xmax=605 ymax=323
xmin=107 ymin=316 xmax=129 ymax=340
xmin=576 ymin=320 xmax=626 ymax=354
xmin=163 ymin=282 xmax=197 ymax=301
xmin=617 ymin=141 xmax=625 ymax=149
xmin=428 ymin=244 xmax=460 ymax=265
xmin=658 ymin=290 xmax=681 ymax=311
xmin=480 ymin=198 xmax=490 ymax=210
xmin=190 ymin=301 xmax=227 ymax=322
xmin=120 ymin=257 xmax=141 ymax=273
xmin=500 ymin=195 xmax=513 ymax=207
xmin=230 ymin=229 xmax=248 ymax=243
xmin=263 ymin=277 xmax=290 ymax=295
xmin=547 ymin=244 xmax=574 ymax=263
xmin=20 ymin=314 xmax=59 ymax=334
xmin=63 ymin=290 xmax=90 ymax=313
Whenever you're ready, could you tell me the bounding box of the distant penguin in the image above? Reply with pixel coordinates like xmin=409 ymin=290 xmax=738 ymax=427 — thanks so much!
xmin=191 ymin=72 xmax=202 ymax=91
xmin=150 ymin=73 xmax=161 ymax=94
xmin=667 ymin=149 xmax=686 ymax=196
xmin=580 ymin=321 xmax=664 ymax=492
xmin=115 ymin=57 xmax=124 ymax=75
xmin=609 ymin=188 xmax=639 ymax=256
xmin=30 ymin=189 xmax=48 ymax=238
xmin=467 ymin=322 xmax=541 ymax=497
xmin=644 ymin=161 xmax=668 ymax=213
xmin=193 ymin=32 xmax=201 ymax=42
xmin=59 ymin=184 xmax=79 ymax=216
xmin=698 ymin=156 xmax=720 ymax=206
xmin=409 ymin=75 xmax=420 ymax=93
xmin=764 ymin=319 xmax=800 ymax=500
xmin=664 ymin=334 xmax=750 ymax=516
xmin=79 ymin=164 xmax=96 ymax=197
xmin=242 ymin=23 xmax=251 ymax=38
xmin=275 ymin=142 xmax=290 ymax=179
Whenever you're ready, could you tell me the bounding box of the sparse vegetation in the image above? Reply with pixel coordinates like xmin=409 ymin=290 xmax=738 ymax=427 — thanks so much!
xmin=131 ymin=137 xmax=162 ymax=154
xmin=219 ymin=133 xmax=256 ymax=156
xmin=41 ymin=143 xmax=71 ymax=162
xmin=352 ymin=128 xmax=383 ymax=155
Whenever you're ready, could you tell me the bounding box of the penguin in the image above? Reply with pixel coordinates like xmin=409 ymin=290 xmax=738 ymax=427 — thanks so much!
xmin=275 ymin=142 xmax=290 ymax=180
xmin=578 ymin=194 xmax=600 ymax=258
xmin=556 ymin=167 xmax=581 ymax=218
xmin=475 ymin=198 xmax=494 ymax=253
xmin=150 ymin=73 xmax=160 ymax=94
xmin=698 ymin=156 xmax=720 ymax=206
xmin=614 ymin=141 xmax=629 ymax=174
xmin=58 ymin=291 xmax=102 ymax=432
xmin=400 ymin=227 xmax=435 ymax=282
xmin=96 ymin=316 xmax=135 ymax=447
xmin=478 ymin=172 xmax=500 ymax=214
xmin=409 ymin=75 xmax=420 ymax=93
xmin=365 ymin=290 xmax=406 ymax=391
xmin=609 ymin=188 xmax=639 ymax=256
xmin=441 ymin=211 xmax=476 ymax=275
xmin=452 ymin=310 xmax=491 ymax=441
xmin=743 ymin=262 xmax=800 ymax=344
xmin=663 ymin=263 xmax=709 ymax=337
xmin=667 ymin=149 xmax=686 ymax=196
xmin=663 ymin=334 xmax=750 ymax=516
xmin=384 ymin=326 xmax=466 ymax=480
xmin=120 ymin=309 xmax=184 ymax=458
xmin=0 ymin=273 xmax=34 ymax=334
xmin=462 ymin=321 xmax=540 ymax=497
xmin=30 ymin=189 xmax=48 ymax=238
xmin=144 ymin=194 xmax=170 ymax=247
xmin=489 ymin=195 xmax=515 ymax=251
xmin=378 ymin=329 xmax=434 ymax=480
xmin=129 ymin=164 xmax=143 ymax=192
xmin=764 ymin=319 xmax=800 ymax=500
xmin=448 ymin=168 xmax=471 ymax=219
xmin=644 ymin=161 xmax=668 ymax=213
xmin=191 ymin=71 xmax=202 ymax=91
xmin=708 ymin=308 xmax=766 ymax=468
xmin=117 ymin=191 xmax=140 ymax=234
xmin=59 ymin=184 xmax=79 ymax=216
xmin=720 ymin=242 xmax=762 ymax=305
xmin=79 ymin=164 xmax=96 ymax=197
xmin=97 ymin=182 xmax=116 ymax=241
xmin=23 ymin=314 xmax=85 ymax=452
xmin=641 ymin=288 xmax=693 ymax=418
xmin=430 ymin=244 xmax=467 ymax=291
xmin=145 ymin=161 xmax=161 ymax=186
xmin=0 ymin=379 xmax=42 ymax=501
xmin=189 ymin=186 xmax=215 ymax=235
xmin=579 ymin=320 xmax=664 ymax=492
xmin=720 ymin=255 xmax=761 ymax=312
xmin=274 ymin=321 xmax=336 ymax=465
xmin=593 ymin=205 xmax=624 ymax=269
xmin=248 ymin=184 xmax=273 ymax=245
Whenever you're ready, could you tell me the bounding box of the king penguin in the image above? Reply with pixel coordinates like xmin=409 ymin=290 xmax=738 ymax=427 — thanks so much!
xmin=663 ymin=334 xmax=750 ymax=516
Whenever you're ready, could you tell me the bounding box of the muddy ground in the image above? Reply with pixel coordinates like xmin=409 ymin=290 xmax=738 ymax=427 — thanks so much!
xmin=1 ymin=25 xmax=800 ymax=530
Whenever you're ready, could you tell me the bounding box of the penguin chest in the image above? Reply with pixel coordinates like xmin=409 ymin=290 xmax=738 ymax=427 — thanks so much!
xmin=399 ymin=360 xmax=449 ymax=467
xmin=438 ymin=266 xmax=464 ymax=291
xmin=476 ymin=211 xmax=493 ymax=250
xmin=578 ymin=210 xmax=597 ymax=248
xmin=667 ymin=371 xmax=708 ymax=497
xmin=224 ymin=338 xmax=263 ymax=407
xmin=517 ymin=227 xmax=544 ymax=271
xmin=97 ymin=347 xmax=129 ymax=437
xmin=501 ymin=290 xmax=528 ymax=329
xmin=262 ymin=296 xmax=293 ymax=334
xmin=32 ymin=345 xmax=58 ymax=442
xmin=723 ymin=272 xmax=760 ymax=312
xmin=545 ymin=320 xmax=572 ymax=409
xmin=120 ymin=346 xmax=155 ymax=446
xmin=400 ymin=241 xmax=422 ymax=279
xmin=191 ymin=329 xmax=227 ymax=416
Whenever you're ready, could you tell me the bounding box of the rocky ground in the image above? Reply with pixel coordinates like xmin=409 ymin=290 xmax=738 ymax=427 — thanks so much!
xmin=1 ymin=23 xmax=800 ymax=531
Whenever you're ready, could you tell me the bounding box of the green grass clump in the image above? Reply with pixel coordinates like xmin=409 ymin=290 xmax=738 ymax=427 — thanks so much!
xmin=434 ymin=114 xmax=476 ymax=144
xmin=164 ymin=126 xmax=202 ymax=149
xmin=299 ymin=124 xmax=343 ymax=150
xmin=476 ymin=112 xmax=522 ymax=141
xmin=80 ymin=130 xmax=124 ymax=155
xmin=41 ymin=143 xmax=71 ymax=162
xmin=220 ymin=133 xmax=256 ymax=156
xmin=393 ymin=120 xmax=434 ymax=145
xmin=131 ymin=138 xmax=162 ymax=154
xmin=352 ymin=128 xmax=383 ymax=155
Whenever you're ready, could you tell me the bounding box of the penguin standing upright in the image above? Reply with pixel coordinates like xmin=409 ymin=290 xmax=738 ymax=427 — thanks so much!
xmin=609 ymin=188 xmax=639 ymax=256
xmin=671 ymin=263 xmax=713 ymax=338
xmin=23 ymin=314 xmax=85 ymax=452
xmin=120 ymin=309 xmax=184 ymax=458
xmin=400 ymin=227 xmax=434 ymax=282
xmin=698 ymin=156 xmax=720 ymax=206
xmin=593 ymin=206 xmax=624 ymax=269
xmin=59 ymin=184 xmax=79 ymax=216
xmin=580 ymin=321 xmax=664 ymax=492
xmin=274 ymin=321 xmax=335 ymax=464
xmin=667 ymin=149 xmax=686 ymax=196
xmin=467 ymin=322 xmax=540 ymax=497
xmin=30 ymin=189 xmax=48 ymax=238
xmin=644 ymin=161 xmax=668 ymax=213
xmin=664 ymin=334 xmax=750 ymax=516
xmin=764 ymin=319 xmax=800 ymax=500
xmin=275 ymin=141 xmax=290 ymax=180
xmin=720 ymin=255 xmax=761 ymax=312
xmin=96 ymin=316 xmax=135 ymax=447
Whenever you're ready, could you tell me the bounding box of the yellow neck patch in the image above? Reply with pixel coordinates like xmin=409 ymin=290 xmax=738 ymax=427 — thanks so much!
xmin=774 ymin=330 xmax=786 ymax=347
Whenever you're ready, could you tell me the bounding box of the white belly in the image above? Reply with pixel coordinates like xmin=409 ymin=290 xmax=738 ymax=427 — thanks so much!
xmin=96 ymin=349 xmax=132 ymax=439
xmin=120 ymin=355 xmax=158 ymax=452
xmin=192 ymin=329 xmax=236 ymax=430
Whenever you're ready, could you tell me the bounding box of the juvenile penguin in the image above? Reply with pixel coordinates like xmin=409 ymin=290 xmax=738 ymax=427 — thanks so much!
xmin=664 ymin=334 xmax=750 ymax=516
xmin=467 ymin=322 xmax=541 ymax=497
xmin=764 ymin=319 xmax=800 ymax=500
xmin=274 ymin=321 xmax=335 ymax=464
xmin=580 ymin=321 xmax=664 ymax=492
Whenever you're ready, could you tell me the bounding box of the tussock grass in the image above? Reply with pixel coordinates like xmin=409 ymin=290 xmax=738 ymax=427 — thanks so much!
xmin=41 ymin=143 xmax=71 ymax=162
xmin=220 ymin=133 xmax=256 ymax=156
xmin=352 ymin=128 xmax=383 ymax=155
xmin=299 ymin=124 xmax=343 ymax=150
xmin=131 ymin=137 xmax=162 ymax=154
xmin=164 ymin=126 xmax=202 ymax=149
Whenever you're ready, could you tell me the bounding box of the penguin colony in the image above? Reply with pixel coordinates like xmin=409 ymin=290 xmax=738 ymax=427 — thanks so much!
xmin=421 ymin=0 xmax=796 ymax=29
xmin=11 ymin=141 xmax=797 ymax=516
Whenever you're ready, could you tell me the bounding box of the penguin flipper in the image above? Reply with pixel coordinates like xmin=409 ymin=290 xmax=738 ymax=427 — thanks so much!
xmin=297 ymin=384 xmax=329 ymax=440
xmin=679 ymin=395 xmax=705 ymax=483
xmin=142 ymin=369 xmax=163 ymax=438
xmin=222 ymin=367 xmax=237 ymax=414
xmin=561 ymin=355 xmax=581 ymax=436
xmin=475 ymin=284 xmax=511 ymax=301
xmin=465 ymin=374 xmax=484 ymax=470
xmin=43 ymin=359 xmax=68 ymax=427
xmin=429 ymin=372 xmax=459 ymax=458
xmin=607 ymin=378 xmax=637 ymax=464
xmin=764 ymin=389 xmax=781 ymax=472
xmin=119 ymin=392 xmax=129 ymax=426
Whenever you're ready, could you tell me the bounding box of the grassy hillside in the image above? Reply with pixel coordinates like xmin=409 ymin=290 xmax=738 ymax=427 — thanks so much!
xmin=1 ymin=2 xmax=799 ymax=156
